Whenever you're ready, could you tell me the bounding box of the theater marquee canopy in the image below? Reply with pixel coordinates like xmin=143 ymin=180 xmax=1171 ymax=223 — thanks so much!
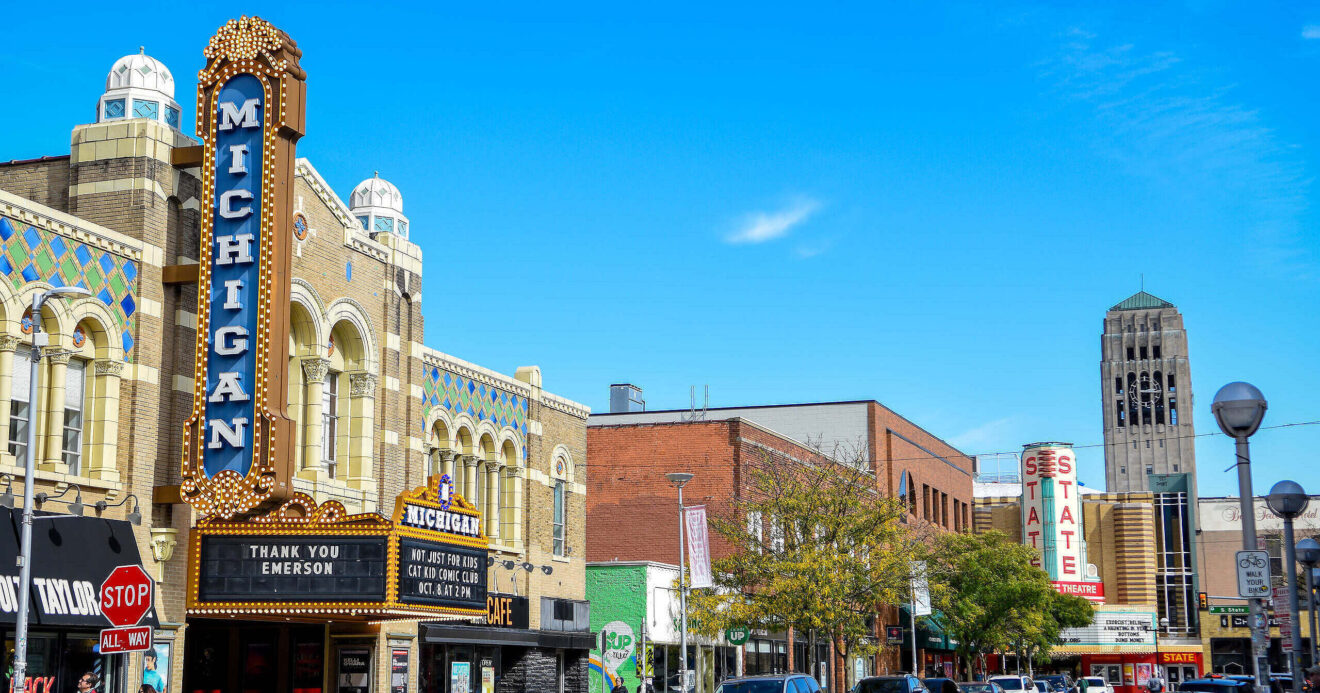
xmin=187 ymin=476 xmax=489 ymax=622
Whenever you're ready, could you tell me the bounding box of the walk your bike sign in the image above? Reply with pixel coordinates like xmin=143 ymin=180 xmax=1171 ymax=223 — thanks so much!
xmin=1236 ymin=550 xmax=1271 ymax=598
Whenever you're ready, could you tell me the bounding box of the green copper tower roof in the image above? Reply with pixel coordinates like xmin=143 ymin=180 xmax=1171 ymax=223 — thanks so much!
xmin=1110 ymin=291 xmax=1175 ymax=311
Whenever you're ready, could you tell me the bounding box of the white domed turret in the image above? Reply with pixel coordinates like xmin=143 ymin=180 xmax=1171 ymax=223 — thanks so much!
xmin=349 ymin=173 xmax=410 ymax=240
xmin=97 ymin=48 xmax=183 ymax=129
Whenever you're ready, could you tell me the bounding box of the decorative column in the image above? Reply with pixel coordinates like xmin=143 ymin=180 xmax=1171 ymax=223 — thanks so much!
xmin=41 ymin=352 xmax=70 ymax=472
xmin=347 ymin=372 xmax=376 ymax=488
xmin=300 ymin=357 xmax=330 ymax=475
xmin=487 ymin=463 xmax=503 ymax=540
xmin=87 ymin=359 xmax=124 ymax=482
xmin=462 ymin=455 xmax=479 ymax=507
xmin=438 ymin=450 xmax=457 ymax=482
xmin=0 ymin=335 xmax=19 ymax=452
xmin=504 ymin=466 xmax=524 ymax=546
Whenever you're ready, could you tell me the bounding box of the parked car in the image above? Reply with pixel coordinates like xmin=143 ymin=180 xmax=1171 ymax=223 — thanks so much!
xmin=1038 ymin=675 xmax=1072 ymax=693
xmin=853 ymin=675 xmax=928 ymax=693
xmin=925 ymin=678 xmax=960 ymax=693
xmin=989 ymin=676 xmax=1035 ymax=693
xmin=1081 ymin=676 xmax=1112 ymax=693
xmin=1034 ymin=682 xmax=1050 ymax=693
xmin=717 ymin=674 xmax=824 ymax=693
xmin=958 ymin=682 xmax=1007 ymax=693
xmin=1177 ymin=678 xmax=1251 ymax=693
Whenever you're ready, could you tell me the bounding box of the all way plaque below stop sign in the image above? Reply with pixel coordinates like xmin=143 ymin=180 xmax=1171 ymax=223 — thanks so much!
xmin=99 ymin=626 xmax=152 ymax=654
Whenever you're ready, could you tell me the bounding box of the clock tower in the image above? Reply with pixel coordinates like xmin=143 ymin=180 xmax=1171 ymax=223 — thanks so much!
xmin=1100 ymin=291 xmax=1197 ymax=493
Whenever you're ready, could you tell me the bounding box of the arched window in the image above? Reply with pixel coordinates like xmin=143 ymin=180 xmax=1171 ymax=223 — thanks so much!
xmin=552 ymin=480 xmax=566 ymax=557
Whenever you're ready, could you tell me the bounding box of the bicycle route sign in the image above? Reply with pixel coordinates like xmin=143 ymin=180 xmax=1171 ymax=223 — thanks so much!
xmin=1236 ymin=550 xmax=1271 ymax=598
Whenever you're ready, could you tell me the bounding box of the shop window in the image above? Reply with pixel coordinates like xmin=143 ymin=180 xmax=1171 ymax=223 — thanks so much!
xmin=552 ymin=480 xmax=565 ymax=556
xmin=62 ymin=359 xmax=87 ymax=473
xmin=9 ymin=347 xmax=33 ymax=464
xmin=322 ymin=371 xmax=339 ymax=478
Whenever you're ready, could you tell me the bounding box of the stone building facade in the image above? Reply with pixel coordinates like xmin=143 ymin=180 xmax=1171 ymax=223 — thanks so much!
xmin=1100 ymin=291 xmax=1197 ymax=494
xmin=0 ymin=42 xmax=589 ymax=693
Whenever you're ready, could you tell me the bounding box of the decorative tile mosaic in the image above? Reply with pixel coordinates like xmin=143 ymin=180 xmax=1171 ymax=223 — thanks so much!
xmin=422 ymin=366 xmax=528 ymax=458
xmin=0 ymin=214 xmax=138 ymax=358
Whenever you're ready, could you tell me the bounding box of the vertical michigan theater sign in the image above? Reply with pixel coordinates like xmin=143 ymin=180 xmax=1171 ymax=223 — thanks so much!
xmin=182 ymin=17 xmax=307 ymax=518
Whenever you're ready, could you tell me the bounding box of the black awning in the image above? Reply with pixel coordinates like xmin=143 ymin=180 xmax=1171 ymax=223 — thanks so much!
xmin=422 ymin=623 xmax=595 ymax=650
xmin=0 ymin=507 xmax=159 ymax=628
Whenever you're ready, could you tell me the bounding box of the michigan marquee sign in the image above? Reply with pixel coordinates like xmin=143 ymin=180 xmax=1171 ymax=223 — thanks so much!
xmin=181 ymin=17 xmax=307 ymax=519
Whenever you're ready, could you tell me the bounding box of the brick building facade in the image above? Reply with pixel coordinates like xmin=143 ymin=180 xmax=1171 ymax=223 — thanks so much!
xmin=0 ymin=38 xmax=589 ymax=693
xmin=586 ymin=399 xmax=975 ymax=692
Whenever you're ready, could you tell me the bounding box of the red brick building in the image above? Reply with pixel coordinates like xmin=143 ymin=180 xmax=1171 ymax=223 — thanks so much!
xmin=586 ymin=399 xmax=975 ymax=690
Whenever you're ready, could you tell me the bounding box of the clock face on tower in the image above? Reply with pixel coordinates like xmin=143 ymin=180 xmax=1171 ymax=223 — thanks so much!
xmin=1129 ymin=373 xmax=1161 ymax=409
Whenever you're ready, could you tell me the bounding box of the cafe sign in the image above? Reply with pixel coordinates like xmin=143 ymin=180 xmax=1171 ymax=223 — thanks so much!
xmin=187 ymin=476 xmax=489 ymax=620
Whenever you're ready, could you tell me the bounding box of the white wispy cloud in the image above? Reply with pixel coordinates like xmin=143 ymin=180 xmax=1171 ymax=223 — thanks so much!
xmin=949 ymin=417 xmax=1017 ymax=452
xmin=1303 ymin=25 xmax=1320 ymax=40
xmin=1038 ymin=27 xmax=1313 ymax=278
xmin=725 ymin=198 xmax=821 ymax=245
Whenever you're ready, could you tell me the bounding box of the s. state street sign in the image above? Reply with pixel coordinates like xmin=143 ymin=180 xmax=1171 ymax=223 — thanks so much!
xmin=100 ymin=565 xmax=153 ymax=628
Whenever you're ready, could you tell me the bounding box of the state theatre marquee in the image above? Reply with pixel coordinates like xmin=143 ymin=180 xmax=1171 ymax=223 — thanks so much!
xmin=187 ymin=476 xmax=489 ymax=621
xmin=1058 ymin=608 xmax=1157 ymax=649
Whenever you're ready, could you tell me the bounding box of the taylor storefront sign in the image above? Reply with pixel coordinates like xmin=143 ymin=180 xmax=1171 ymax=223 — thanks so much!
xmin=187 ymin=476 xmax=488 ymax=619
xmin=1059 ymin=608 xmax=1156 ymax=648
xmin=181 ymin=16 xmax=307 ymax=519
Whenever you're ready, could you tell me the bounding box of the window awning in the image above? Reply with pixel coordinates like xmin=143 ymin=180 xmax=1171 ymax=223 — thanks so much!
xmin=900 ymin=606 xmax=959 ymax=651
xmin=0 ymin=507 xmax=159 ymax=628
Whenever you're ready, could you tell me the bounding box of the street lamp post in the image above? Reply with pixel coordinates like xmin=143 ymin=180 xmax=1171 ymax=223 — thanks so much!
xmin=13 ymin=285 xmax=90 ymax=693
xmin=1212 ymin=382 xmax=1270 ymax=693
xmin=1154 ymin=616 xmax=1169 ymax=681
xmin=667 ymin=472 xmax=695 ymax=693
xmin=1296 ymin=538 xmax=1320 ymax=668
xmin=1266 ymin=481 xmax=1309 ymax=693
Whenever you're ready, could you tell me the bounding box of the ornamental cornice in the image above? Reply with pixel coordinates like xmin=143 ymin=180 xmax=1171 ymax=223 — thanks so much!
xmin=0 ymin=194 xmax=145 ymax=263
xmin=419 ymin=351 xmax=534 ymax=400
xmin=539 ymin=392 xmax=590 ymax=420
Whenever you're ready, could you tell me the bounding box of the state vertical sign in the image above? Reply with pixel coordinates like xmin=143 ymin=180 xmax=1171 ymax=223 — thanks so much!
xmin=181 ymin=16 xmax=307 ymax=519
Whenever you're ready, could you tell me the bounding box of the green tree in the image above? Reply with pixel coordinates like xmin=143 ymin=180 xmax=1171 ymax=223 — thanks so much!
xmin=926 ymin=531 xmax=1094 ymax=678
xmin=687 ymin=451 xmax=922 ymax=693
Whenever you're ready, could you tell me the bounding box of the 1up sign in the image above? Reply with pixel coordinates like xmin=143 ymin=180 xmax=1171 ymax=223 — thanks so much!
xmin=181 ymin=17 xmax=307 ymax=518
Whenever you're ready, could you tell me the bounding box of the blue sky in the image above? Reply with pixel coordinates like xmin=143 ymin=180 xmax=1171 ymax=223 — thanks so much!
xmin=2 ymin=1 xmax=1317 ymax=498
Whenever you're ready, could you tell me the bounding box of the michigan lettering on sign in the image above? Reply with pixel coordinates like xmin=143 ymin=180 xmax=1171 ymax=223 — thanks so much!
xmin=181 ymin=17 xmax=307 ymax=519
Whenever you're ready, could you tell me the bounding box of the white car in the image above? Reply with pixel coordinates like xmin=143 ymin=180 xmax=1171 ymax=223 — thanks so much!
xmin=1082 ymin=677 xmax=1112 ymax=693
xmin=989 ymin=677 xmax=1035 ymax=693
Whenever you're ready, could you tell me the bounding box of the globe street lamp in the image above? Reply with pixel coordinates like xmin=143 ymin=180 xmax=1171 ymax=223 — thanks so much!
xmin=667 ymin=472 xmax=695 ymax=693
xmin=1267 ymin=480 xmax=1309 ymax=693
xmin=1212 ymin=382 xmax=1270 ymax=692
xmin=1295 ymin=538 xmax=1320 ymax=667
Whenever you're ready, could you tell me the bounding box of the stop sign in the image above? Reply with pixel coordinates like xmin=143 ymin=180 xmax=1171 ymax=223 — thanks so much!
xmin=100 ymin=565 xmax=153 ymax=627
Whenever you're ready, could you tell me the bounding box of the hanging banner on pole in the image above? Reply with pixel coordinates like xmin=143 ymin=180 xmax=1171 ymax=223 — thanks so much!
xmin=685 ymin=505 xmax=713 ymax=589
xmin=911 ymin=560 xmax=932 ymax=616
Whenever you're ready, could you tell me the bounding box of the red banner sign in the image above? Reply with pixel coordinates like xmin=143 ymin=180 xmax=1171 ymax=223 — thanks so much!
xmin=1052 ymin=580 xmax=1105 ymax=602
xmin=1158 ymin=653 xmax=1201 ymax=665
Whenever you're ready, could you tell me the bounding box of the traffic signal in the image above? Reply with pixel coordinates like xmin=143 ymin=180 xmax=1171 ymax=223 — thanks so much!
xmin=1198 ymin=592 xmax=1208 ymax=610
